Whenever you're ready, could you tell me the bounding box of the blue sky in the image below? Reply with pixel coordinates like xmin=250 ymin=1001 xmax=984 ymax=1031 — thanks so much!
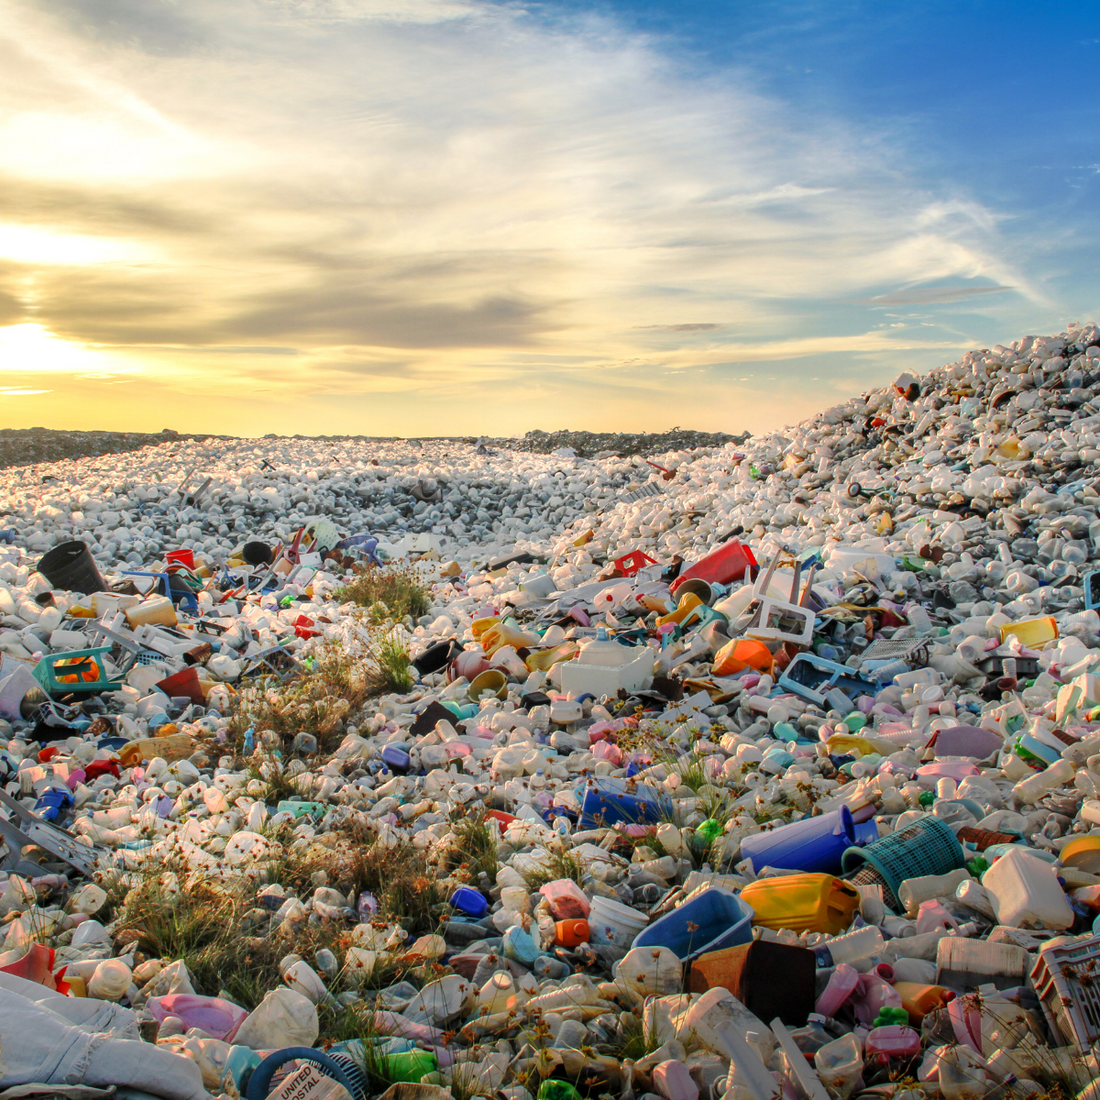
xmin=0 ymin=0 xmax=1095 ymax=436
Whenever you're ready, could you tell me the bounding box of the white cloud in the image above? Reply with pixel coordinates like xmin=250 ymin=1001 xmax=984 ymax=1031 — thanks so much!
xmin=0 ymin=0 xmax=1048 ymax=433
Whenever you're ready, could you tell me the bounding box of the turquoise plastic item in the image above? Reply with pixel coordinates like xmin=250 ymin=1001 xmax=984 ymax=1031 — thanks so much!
xmin=33 ymin=647 xmax=123 ymax=697
xmin=631 ymin=887 xmax=754 ymax=961
xmin=842 ymin=814 xmax=965 ymax=912
xmin=276 ymin=800 xmax=326 ymax=818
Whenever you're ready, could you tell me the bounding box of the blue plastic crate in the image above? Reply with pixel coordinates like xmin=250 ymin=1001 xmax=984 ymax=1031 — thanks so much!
xmin=631 ymin=887 xmax=754 ymax=961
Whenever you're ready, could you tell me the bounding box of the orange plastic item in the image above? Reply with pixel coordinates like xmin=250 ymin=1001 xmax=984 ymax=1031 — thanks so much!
xmin=712 ymin=639 xmax=774 ymax=676
xmin=56 ymin=656 xmax=104 ymax=684
xmin=893 ymin=981 xmax=954 ymax=1023
xmin=554 ymin=919 xmax=590 ymax=947
xmin=739 ymin=874 xmax=860 ymax=935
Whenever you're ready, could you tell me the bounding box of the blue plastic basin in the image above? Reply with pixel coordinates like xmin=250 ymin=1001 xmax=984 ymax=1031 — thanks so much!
xmin=631 ymin=887 xmax=754 ymax=961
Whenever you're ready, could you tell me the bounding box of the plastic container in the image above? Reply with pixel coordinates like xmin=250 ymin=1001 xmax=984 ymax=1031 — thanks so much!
xmin=670 ymin=538 xmax=757 ymax=596
xmin=631 ymin=887 xmax=754 ymax=961
xmin=893 ymin=982 xmax=953 ymax=1023
xmin=864 ymin=1025 xmax=921 ymax=1061
xmin=233 ymin=987 xmax=319 ymax=1051
xmin=896 ymin=868 xmax=973 ymax=916
xmin=35 ymin=540 xmax=108 ymax=595
xmin=739 ymin=806 xmax=857 ymax=875
xmin=814 ymin=1034 xmax=864 ymax=1100
xmin=146 ymin=994 xmax=248 ymax=1042
xmin=578 ymin=777 xmax=671 ymax=829
xmin=554 ymin=919 xmax=590 ymax=947
xmin=587 ymin=895 xmax=649 ymax=948
xmin=816 ymin=962 xmax=860 ymax=1016
xmin=1032 ymin=933 xmax=1100 ymax=1052
xmin=33 ymin=647 xmax=123 ymax=697
xmin=450 ymin=886 xmax=489 ymax=919
xmin=712 ymin=638 xmax=774 ymax=676
xmin=981 ymin=846 xmax=1074 ymax=929
xmin=539 ymin=879 xmax=590 ymax=920
xmin=740 ymin=874 xmax=861 ymax=935
xmin=841 ymin=814 xmax=966 ymax=913
xmin=813 ymin=924 xmax=884 ymax=969
xmin=560 ymin=631 xmax=655 ymax=697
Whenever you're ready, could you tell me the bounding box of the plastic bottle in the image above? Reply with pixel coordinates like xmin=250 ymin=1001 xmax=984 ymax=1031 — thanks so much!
xmin=87 ymin=958 xmax=132 ymax=1001
xmin=813 ymin=925 xmax=884 ymax=969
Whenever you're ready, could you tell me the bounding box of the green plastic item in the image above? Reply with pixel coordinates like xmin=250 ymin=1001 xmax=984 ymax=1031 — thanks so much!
xmin=918 ymin=790 xmax=935 ymax=808
xmin=538 ymin=1082 xmax=583 ymax=1100
xmin=874 ymin=1006 xmax=909 ymax=1027
xmin=694 ymin=818 xmax=723 ymax=847
xmin=379 ymin=1049 xmax=438 ymax=1084
xmin=276 ymin=800 xmax=326 ymax=818
xmin=967 ymin=856 xmax=989 ymax=877
xmin=844 ymin=712 xmax=867 ymax=733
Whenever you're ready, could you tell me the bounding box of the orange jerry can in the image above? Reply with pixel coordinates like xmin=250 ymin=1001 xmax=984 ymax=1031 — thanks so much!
xmin=739 ymin=874 xmax=861 ymax=935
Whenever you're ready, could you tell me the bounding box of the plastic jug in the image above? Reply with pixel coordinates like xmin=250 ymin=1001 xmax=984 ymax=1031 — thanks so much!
xmin=981 ymin=847 xmax=1073 ymax=929
xmin=813 ymin=925 xmax=884 ymax=968
xmin=864 ymin=1025 xmax=920 ymax=1061
xmin=892 ymin=982 xmax=953 ymax=1022
xmin=740 ymin=805 xmax=858 ymax=876
xmin=232 ymin=987 xmax=319 ymax=1050
xmin=740 ymin=874 xmax=861 ymax=934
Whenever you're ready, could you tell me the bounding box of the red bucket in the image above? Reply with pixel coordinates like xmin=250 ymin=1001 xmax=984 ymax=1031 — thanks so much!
xmin=166 ymin=549 xmax=196 ymax=570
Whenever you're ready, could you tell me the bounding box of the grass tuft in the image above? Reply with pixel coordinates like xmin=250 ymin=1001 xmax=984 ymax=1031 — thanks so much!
xmin=334 ymin=564 xmax=432 ymax=622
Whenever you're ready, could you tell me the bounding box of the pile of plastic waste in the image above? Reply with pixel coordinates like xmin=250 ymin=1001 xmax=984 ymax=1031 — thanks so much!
xmin=3 ymin=324 xmax=1100 ymax=1100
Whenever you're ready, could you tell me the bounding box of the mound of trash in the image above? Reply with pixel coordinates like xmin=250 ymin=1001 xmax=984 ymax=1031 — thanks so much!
xmin=2 ymin=323 xmax=1100 ymax=1100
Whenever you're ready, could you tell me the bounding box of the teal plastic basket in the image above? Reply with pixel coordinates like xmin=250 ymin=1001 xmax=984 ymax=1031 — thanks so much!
xmin=841 ymin=814 xmax=965 ymax=913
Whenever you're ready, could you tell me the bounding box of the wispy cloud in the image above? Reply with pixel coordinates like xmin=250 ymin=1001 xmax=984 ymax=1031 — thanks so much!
xmin=0 ymin=0 xmax=1056 ymax=434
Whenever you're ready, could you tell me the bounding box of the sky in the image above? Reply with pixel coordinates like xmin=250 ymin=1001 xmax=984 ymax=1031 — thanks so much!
xmin=0 ymin=0 xmax=1097 ymax=438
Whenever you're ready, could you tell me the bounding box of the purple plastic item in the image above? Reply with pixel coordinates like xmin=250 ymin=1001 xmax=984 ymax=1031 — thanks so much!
xmin=146 ymin=993 xmax=248 ymax=1041
xmin=933 ymin=725 xmax=1004 ymax=761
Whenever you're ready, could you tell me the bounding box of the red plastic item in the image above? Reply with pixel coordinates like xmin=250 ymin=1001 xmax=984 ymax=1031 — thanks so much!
xmin=84 ymin=760 xmax=120 ymax=782
xmin=155 ymin=666 xmax=206 ymax=706
xmin=0 ymin=944 xmax=69 ymax=994
xmin=37 ymin=747 xmax=59 ymax=763
xmin=165 ymin=549 xmax=196 ymax=569
xmin=484 ymin=810 xmax=516 ymax=828
xmin=294 ymin=615 xmax=321 ymax=639
xmin=613 ymin=550 xmax=658 ymax=577
xmin=670 ymin=538 xmax=757 ymax=596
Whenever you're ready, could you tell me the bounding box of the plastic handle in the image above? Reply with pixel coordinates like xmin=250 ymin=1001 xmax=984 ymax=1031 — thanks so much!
xmin=245 ymin=1047 xmax=358 ymax=1100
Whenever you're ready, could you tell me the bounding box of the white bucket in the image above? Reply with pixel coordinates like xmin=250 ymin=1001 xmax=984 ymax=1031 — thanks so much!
xmin=588 ymin=895 xmax=649 ymax=948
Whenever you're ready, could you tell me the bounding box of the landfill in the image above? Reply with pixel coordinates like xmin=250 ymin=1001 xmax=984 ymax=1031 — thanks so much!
xmin=3 ymin=323 xmax=1100 ymax=1100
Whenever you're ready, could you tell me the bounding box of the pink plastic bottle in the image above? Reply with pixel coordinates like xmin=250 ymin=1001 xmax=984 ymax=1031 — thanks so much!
xmin=146 ymin=994 xmax=248 ymax=1041
xmin=816 ymin=963 xmax=860 ymax=1017
xmin=865 ymin=1025 xmax=921 ymax=1061
xmin=539 ymin=879 xmax=591 ymax=920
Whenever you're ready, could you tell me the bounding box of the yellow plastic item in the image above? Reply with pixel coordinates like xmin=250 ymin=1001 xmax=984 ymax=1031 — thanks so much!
xmin=999 ymin=616 xmax=1058 ymax=647
xmin=471 ymin=616 xmax=500 ymax=639
xmin=739 ymin=873 xmax=861 ymax=935
xmin=639 ymin=594 xmax=673 ymax=614
xmin=480 ymin=621 xmax=541 ymax=657
xmin=116 ymin=732 xmax=193 ymax=767
xmin=826 ymin=733 xmax=898 ymax=758
xmin=524 ymin=642 xmax=579 ymax=672
xmin=572 ymin=530 xmax=594 ymax=547
xmin=66 ymin=604 xmax=96 ymax=619
xmin=655 ymin=592 xmax=703 ymax=629
xmin=1060 ymin=837 xmax=1100 ymax=875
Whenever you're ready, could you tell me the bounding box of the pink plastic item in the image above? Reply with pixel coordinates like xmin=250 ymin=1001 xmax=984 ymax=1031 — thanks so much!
xmin=916 ymin=900 xmax=959 ymax=935
xmin=865 ymin=1025 xmax=921 ymax=1061
xmin=540 ymin=878 xmax=591 ymax=920
xmin=816 ymin=962 xmax=860 ymax=1017
xmin=852 ymin=975 xmax=903 ymax=1027
xmin=651 ymin=1060 xmax=699 ymax=1100
xmin=915 ymin=761 xmax=979 ymax=784
xmin=146 ymin=994 xmax=248 ymax=1041
xmin=592 ymin=740 xmax=624 ymax=766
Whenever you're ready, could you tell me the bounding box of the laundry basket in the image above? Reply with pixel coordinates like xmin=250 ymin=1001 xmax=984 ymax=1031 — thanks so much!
xmin=841 ymin=814 xmax=965 ymax=913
